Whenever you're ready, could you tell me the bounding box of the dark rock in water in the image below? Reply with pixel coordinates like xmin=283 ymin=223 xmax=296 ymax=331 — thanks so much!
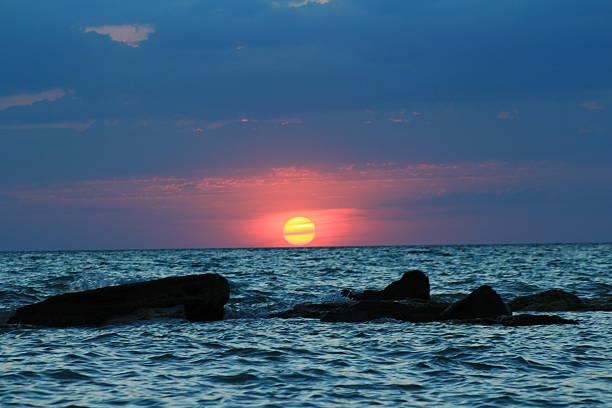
xmin=7 ymin=274 xmax=229 ymax=327
xmin=322 ymin=299 xmax=448 ymax=323
xmin=342 ymin=270 xmax=430 ymax=301
xmin=266 ymin=302 xmax=348 ymax=319
xmin=267 ymin=298 xmax=449 ymax=323
xmin=509 ymin=290 xmax=612 ymax=312
xmin=0 ymin=310 xmax=15 ymax=325
xmin=509 ymin=289 xmax=583 ymax=312
xmin=498 ymin=314 xmax=577 ymax=326
xmin=582 ymin=296 xmax=612 ymax=312
xmin=447 ymin=314 xmax=578 ymax=326
xmin=441 ymin=285 xmax=511 ymax=320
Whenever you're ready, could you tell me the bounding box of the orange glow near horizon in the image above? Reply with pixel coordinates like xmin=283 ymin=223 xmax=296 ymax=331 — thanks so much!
xmin=250 ymin=209 xmax=365 ymax=247
xmin=283 ymin=216 xmax=315 ymax=245
xmin=11 ymin=162 xmax=542 ymax=248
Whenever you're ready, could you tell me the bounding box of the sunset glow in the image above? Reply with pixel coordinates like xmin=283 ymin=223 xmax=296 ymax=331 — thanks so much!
xmin=283 ymin=217 xmax=315 ymax=245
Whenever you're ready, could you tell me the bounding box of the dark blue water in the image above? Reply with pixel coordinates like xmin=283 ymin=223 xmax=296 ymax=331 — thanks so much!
xmin=1 ymin=244 xmax=611 ymax=407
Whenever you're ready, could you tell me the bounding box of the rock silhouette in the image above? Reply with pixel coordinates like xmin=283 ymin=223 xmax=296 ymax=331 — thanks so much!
xmin=509 ymin=289 xmax=612 ymax=312
xmin=447 ymin=314 xmax=577 ymax=326
xmin=342 ymin=270 xmax=430 ymax=301
xmin=441 ymin=285 xmax=512 ymax=320
xmin=7 ymin=274 xmax=229 ymax=327
xmin=268 ymin=274 xmax=587 ymax=326
xmin=321 ymin=299 xmax=449 ymax=323
xmin=509 ymin=289 xmax=582 ymax=311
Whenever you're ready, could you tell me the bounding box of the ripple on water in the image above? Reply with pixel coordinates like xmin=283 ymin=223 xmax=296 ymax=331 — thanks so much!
xmin=0 ymin=245 xmax=611 ymax=407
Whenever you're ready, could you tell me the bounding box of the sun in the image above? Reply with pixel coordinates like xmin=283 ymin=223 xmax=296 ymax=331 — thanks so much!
xmin=283 ymin=216 xmax=315 ymax=245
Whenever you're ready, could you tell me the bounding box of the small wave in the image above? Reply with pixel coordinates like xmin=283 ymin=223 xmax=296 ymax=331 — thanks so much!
xmin=45 ymin=369 xmax=91 ymax=380
xmin=69 ymin=273 xmax=130 ymax=292
xmin=210 ymin=372 xmax=259 ymax=384
xmin=149 ymin=353 xmax=181 ymax=361
xmin=461 ymin=361 xmax=505 ymax=371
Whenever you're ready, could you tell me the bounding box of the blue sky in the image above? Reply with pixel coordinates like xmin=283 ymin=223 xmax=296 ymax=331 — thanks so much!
xmin=1 ymin=0 xmax=611 ymax=249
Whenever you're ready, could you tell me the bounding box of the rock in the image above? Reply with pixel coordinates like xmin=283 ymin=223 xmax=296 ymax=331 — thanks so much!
xmin=498 ymin=314 xmax=578 ymax=326
xmin=509 ymin=290 xmax=612 ymax=312
xmin=447 ymin=314 xmax=578 ymax=326
xmin=7 ymin=274 xmax=229 ymax=327
xmin=322 ymin=299 xmax=448 ymax=323
xmin=266 ymin=302 xmax=348 ymax=319
xmin=509 ymin=289 xmax=583 ymax=311
xmin=343 ymin=270 xmax=430 ymax=301
xmin=582 ymin=296 xmax=612 ymax=311
xmin=441 ymin=285 xmax=511 ymax=320
xmin=267 ymin=298 xmax=449 ymax=323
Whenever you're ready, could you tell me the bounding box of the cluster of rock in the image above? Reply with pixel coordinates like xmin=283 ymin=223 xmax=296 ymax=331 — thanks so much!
xmin=4 ymin=269 xmax=609 ymax=328
xmin=267 ymin=270 xmax=588 ymax=326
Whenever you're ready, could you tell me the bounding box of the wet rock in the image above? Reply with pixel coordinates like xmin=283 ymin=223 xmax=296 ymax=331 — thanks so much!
xmin=509 ymin=290 xmax=612 ymax=312
xmin=441 ymin=285 xmax=511 ymax=320
xmin=582 ymin=296 xmax=612 ymax=312
xmin=267 ymin=298 xmax=449 ymax=323
xmin=342 ymin=270 xmax=430 ymax=301
xmin=266 ymin=302 xmax=348 ymax=319
xmin=448 ymin=314 xmax=578 ymax=326
xmin=498 ymin=314 xmax=578 ymax=326
xmin=0 ymin=310 xmax=15 ymax=324
xmin=7 ymin=274 xmax=230 ymax=327
xmin=509 ymin=289 xmax=583 ymax=312
xmin=322 ymin=299 xmax=448 ymax=323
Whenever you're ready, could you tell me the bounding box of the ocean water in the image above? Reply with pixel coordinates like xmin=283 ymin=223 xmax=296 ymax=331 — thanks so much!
xmin=1 ymin=244 xmax=611 ymax=407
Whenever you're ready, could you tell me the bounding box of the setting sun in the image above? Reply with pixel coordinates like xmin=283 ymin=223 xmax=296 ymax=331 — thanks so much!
xmin=283 ymin=216 xmax=315 ymax=245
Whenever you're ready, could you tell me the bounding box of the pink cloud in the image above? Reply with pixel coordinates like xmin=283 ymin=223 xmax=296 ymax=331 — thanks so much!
xmin=83 ymin=25 xmax=155 ymax=48
xmin=8 ymin=161 xmax=605 ymax=247
xmin=0 ymin=120 xmax=95 ymax=132
xmin=580 ymin=100 xmax=605 ymax=111
xmin=286 ymin=0 xmax=330 ymax=7
xmin=496 ymin=109 xmax=519 ymax=120
xmin=0 ymin=88 xmax=71 ymax=111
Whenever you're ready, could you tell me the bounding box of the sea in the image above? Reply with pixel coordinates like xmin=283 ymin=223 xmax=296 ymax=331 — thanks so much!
xmin=1 ymin=243 xmax=611 ymax=407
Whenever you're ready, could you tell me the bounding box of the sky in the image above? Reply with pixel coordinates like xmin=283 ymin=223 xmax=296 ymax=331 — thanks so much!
xmin=1 ymin=0 xmax=611 ymax=250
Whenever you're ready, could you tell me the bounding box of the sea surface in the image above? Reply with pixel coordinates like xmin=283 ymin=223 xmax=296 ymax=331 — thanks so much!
xmin=1 ymin=244 xmax=611 ymax=407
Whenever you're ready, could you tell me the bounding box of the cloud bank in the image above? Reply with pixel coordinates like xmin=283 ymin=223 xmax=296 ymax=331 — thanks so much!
xmin=83 ymin=25 xmax=155 ymax=47
xmin=0 ymin=120 xmax=95 ymax=132
xmin=0 ymin=89 xmax=70 ymax=111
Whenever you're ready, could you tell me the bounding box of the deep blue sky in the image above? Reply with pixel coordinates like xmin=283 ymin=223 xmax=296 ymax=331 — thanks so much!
xmin=1 ymin=0 xmax=611 ymax=250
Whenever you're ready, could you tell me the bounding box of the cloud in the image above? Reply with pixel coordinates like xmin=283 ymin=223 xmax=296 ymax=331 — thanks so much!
xmin=6 ymin=160 xmax=610 ymax=247
xmin=580 ymin=101 xmax=605 ymax=111
xmin=273 ymin=0 xmax=330 ymax=8
xmin=577 ymin=127 xmax=604 ymax=135
xmin=496 ymin=109 xmax=519 ymax=120
xmin=83 ymin=25 xmax=155 ymax=48
xmin=0 ymin=89 xmax=71 ymax=111
xmin=180 ymin=116 xmax=304 ymax=132
xmin=0 ymin=120 xmax=95 ymax=132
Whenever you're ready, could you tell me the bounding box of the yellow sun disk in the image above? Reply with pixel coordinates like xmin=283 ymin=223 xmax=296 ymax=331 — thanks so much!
xmin=284 ymin=233 xmax=315 ymax=245
xmin=283 ymin=217 xmax=315 ymax=245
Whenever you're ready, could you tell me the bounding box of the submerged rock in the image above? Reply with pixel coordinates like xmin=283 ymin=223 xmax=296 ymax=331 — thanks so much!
xmin=448 ymin=314 xmax=578 ymax=326
xmin=509 ymin=289 xmax=612 ymax=312
xmin=342 ymin=270 xmax=430 ymax=301
xmin=498 ymin=314 xmax=577 ymax=326
xmin=7 ymin=274 xmax=229 ymax=327
xmin=267 ymin=302 xmax=348 ymax=319
xmin=441 ymin=285 xmax=511 ymax=320
xmin=321 ymin=299 xmax=448 ymax=323
xmin=268 ymin=299 xmax=449 ymax=323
